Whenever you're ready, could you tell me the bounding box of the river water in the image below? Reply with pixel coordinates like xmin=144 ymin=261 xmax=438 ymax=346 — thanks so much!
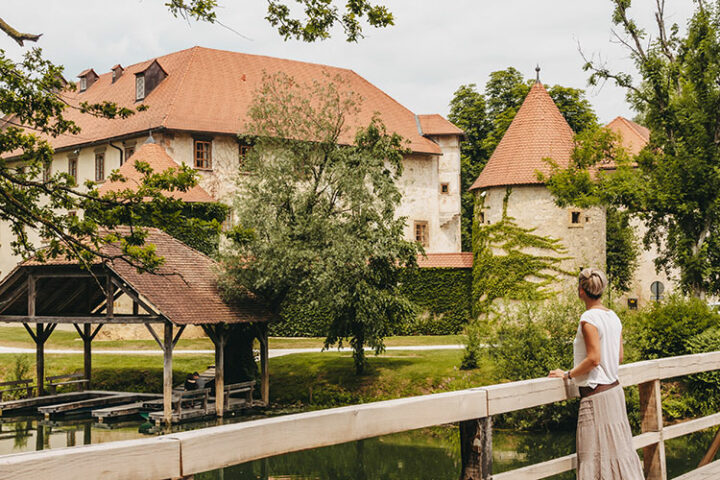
xmin=0 ymin=415 xmax=715 ymax=479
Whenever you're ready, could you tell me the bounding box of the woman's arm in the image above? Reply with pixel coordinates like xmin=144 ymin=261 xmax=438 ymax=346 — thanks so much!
xmin=549 ymin=322 xmax=601 ymax=379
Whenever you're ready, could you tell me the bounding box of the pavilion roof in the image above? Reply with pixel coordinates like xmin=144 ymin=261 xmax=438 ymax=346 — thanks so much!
xmin=0 ymin=228 xmax=270 ymax=325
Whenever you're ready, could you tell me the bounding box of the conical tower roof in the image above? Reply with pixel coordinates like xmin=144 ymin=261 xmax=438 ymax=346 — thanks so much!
xmin=470 ymin=81 xmax=575 ymax=190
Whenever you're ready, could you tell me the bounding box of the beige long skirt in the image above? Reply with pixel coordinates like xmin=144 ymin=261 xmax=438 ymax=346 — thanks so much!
xmin=576 ymin=384 xmax=644 ymax=479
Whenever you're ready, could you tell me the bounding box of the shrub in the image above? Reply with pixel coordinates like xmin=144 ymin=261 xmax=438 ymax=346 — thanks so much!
xmin=684 ymin=326 xmax=720 ymax=414
xmin=624 ymin=295 xmax=720 ymax=360
xmin=483 ymin=296 xmax=584 ymax=430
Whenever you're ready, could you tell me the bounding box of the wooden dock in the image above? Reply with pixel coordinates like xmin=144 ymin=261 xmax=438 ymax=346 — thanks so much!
xmin=92 ymin=402 xmax=147 ymax=422
xmin=38 ymin=393 xmax=161 ymax=419
xmin=0 ymin=391 xmax=106 ymax=415
xmin=147 ymin=396 xmax=257 ymax=424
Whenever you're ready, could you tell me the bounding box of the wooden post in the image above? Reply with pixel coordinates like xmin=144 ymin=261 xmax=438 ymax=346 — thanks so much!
xmin=36 ymin=324 xmax=45 ymax=397
xmin=640 ymin=379 xmax=666 ymax=480
xmin=163 ymin=322 xmax=173 ymax=426
xmin=260 ymin=324 xmax=269 ymax=406
xmin=215 ymin=326 xmax=226 ymax=417
xmin=459 ymin=416 xmax=492 ymax=480
xmin=83 ymin=323 xmax=92 ymax=388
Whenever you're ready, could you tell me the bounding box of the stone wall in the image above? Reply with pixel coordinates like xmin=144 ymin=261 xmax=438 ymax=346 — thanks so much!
xmin=478 ymin=185 xmax=607 ymax=289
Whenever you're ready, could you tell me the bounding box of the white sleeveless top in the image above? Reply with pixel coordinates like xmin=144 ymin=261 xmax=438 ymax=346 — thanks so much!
xmin=572 ymin=308 xmax=622 ymax=389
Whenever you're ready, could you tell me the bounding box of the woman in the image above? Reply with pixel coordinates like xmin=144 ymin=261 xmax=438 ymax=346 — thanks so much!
xmin=549 ymin=268 xmax=643 ymax=479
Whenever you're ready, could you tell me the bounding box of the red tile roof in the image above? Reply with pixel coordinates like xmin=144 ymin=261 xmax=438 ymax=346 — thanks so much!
xmin=97 ymin=142 xmax=214 ymax=202
xmin=38 ymin=46 xmax=442 ymax=156
xmin=470 ymin=82 xmax=575 ymax=190
xmin=418 ymin=114 xmax=464 ymax=136
xmin=417 ymin=252 xmax=473 ymax=268
xmin=606 ymin=116 xmax=649 ymax=156
xmin=16 ymin=228 xmax=270 ymax=325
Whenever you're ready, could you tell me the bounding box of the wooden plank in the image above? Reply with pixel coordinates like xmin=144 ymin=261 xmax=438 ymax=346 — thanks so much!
xmin=0 ymin=392 xmax=102 ymax=413
xmin=0 ymin=437 xmax=181 ymax=480
xmin=215 ymin=327 xmax=225 ymax=418
xmin=35 ymin=324 xmax=44 ymax=397
xmin=83 ymin=323 xmax=92 ymax=387
xmin=459 ymin=416 xmax=491 ymax=480
xmin=640 ymin=379 xmax=666 ymax=480
xmin=92 ymin=402 xmax=147 ymax=422
xmin=674 ymin=459 xmax=720 ymax=480
xmin=664 ymin=413 xmax=720 ymax=440
xmin=175 ymin=388 xmax=488 ymax=475
xmin=37 ymin=393 xmax=157 ymax=416
xmin=0 ymin=315 xmax=162 ymax=324
xmin=655 ymin=352 xmax=720 ymax=380
xmin=163 ymin=322 xmax=173 ymax=426
xmin=484 ymin=377 xmax=578 ymax=416
xmin=619 ymin=359 xmax=660 ymax=386
xmin=492 ymin=453 xmax=576 ymax=480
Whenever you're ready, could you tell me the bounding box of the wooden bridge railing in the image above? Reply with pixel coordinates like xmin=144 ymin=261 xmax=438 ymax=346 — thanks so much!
xmin=2 ymin=351 xmax=720 ymax=480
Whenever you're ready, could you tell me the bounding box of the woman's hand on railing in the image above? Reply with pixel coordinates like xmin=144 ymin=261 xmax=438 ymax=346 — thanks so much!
xmin=548 ymin=369 xmax=565 ymax=379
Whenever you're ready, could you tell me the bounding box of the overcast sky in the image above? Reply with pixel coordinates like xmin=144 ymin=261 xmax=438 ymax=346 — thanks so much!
xmin=3 ymin=0 xmax=697 ymax=124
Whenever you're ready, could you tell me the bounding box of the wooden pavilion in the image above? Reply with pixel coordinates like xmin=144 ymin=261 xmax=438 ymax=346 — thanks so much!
xmin=0 ymin=228 xmax=271 ymax=424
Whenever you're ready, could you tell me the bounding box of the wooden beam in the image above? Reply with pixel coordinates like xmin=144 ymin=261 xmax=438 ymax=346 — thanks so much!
xmin=90 ymin=324 xmax=103 ymax=340
xmin=215 ymin=326 xmax=226 ymax=417
xmin=163 ymin=322 xmax=173 ymax=427
xmin=0 ymin=315 xmax=163 ymax=324
xmin=460 ymin=416 xmax=492 ymax=480
xmin=35 ymin=324 xmax=44 ymax=397
xmin=110 ymin=277 xmax=158 ymax=316
xmin=640 ymin=379 xmax=666 ymax=480
xmin=699 ymin=427 xmax=720 ymax=468
xmin=22 ymin=322 xmax=37 ymax=343
xmin=260 ymin=325 xmax=269 ymax=406
xmin=172 ymin=325 xmax=186 ymax=349
xmin=0 ymin=283 xmax=28 ymax=314
xmin=105 ymin=275 xmax=114 ymax=318
xmin=145 ymin=324 xmax=164 ymax=351
xmin=83 ymin=324 xmax=92 ymax=388
xmin=27 ymin=275 xmax=36 ymax=318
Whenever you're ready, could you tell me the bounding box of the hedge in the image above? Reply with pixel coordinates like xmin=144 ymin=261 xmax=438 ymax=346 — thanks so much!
xmin=269 ymin=267 xmax=473 ymax=337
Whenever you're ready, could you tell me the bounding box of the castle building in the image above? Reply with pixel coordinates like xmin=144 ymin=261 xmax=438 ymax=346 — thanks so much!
xmin=0 ymin=46 xmax=463 ymax=274
xmin=469 ymin=80 xmax=606 ymax=281
xmin=470 ymin=79 xmax=675 ymax=306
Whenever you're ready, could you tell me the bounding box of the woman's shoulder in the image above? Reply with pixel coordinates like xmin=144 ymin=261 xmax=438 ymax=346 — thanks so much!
xmin=580 ymin=307 xmax=617 ymax=323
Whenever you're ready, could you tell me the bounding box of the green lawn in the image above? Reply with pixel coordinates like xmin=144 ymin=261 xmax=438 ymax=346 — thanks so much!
xmin=0 ymin=326 xmax=465 ymax=351
xmin=0 ymin=348 xmax=489 ymax=407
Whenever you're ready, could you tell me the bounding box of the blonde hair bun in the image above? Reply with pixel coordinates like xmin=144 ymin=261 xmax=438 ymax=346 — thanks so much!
xmin=578 ymin=268 xmax=608 ymax=298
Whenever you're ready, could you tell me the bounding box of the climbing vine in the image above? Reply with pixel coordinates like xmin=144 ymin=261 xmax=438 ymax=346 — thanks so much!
xmin=471 ymin=188 xmax=571 ymax=316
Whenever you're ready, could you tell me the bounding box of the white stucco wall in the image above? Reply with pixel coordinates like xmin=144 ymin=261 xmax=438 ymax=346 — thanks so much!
xmin=0 ymin=130 xmax=462 ymax=276
xmin=478 ymin=185 xmax=606 ymax=289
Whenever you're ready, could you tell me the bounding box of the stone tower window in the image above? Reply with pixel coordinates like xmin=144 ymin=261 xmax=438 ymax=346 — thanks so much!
xmin=414 ymin=221 xmax=429 ymax=248
xmin=569 ymin=210 xmax=583 ymax=227
xmin=478 ymin=211 xmax=485 ymax=224
xmin=440 ymin=183 xmax=450 ymax=194
xmin=68 ymin=157 xmax=78 ymax=182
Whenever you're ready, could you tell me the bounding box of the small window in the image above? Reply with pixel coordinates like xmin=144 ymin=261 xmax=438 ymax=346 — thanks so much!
xmin=95 ymin=153 xmax=105 ymax=182
xmin=68 ymin=158 xmax=78 ymax=182
xmin=478 ymin=211 xmax=485 ymax=224
xmin=239 ymin=145 xmax=252 ymax=165
xmin=569 ymin=210 xmax=583 ymax=227
xmin=80 ymin=77 xmax=87 ymax=92
xmin=135 ymin=75 xmax=145 ymax=101
xmin=43 ymin=163 xmax=52 ymax=183
xmin=194 ymin=140 xmax=212 ymax=169
xmin=123 ymin=146 xmax=135 ymax=165
xmin=627 ymin=298 xmax=638 ymax=310
xmin=414 ymin=221 xmax=429 ymax=248
xmin=440 ymin=183 xmax=450 ymax=194
xmin=68 ymin=211 xmax=77 ymax=218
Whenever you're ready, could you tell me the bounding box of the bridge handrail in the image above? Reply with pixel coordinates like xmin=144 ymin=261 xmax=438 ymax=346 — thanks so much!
xmin=1 ymin=351 xmax=719 ymax=480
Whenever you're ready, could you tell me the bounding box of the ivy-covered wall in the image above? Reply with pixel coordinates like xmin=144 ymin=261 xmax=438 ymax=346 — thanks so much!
xmin=269 ymin=267 xmax=473 ymax=337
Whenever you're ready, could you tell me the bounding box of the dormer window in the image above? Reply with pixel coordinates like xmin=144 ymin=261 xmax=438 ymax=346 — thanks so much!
xmin=77 ymin=69 xmax=98 ymax=92
xmin=134 ymin=59 xmax=167 ymax=101
xmin=136 ymin=75 xmax=145 ymax=101
xmin=111 ymin=64 xmax=124 ymax=84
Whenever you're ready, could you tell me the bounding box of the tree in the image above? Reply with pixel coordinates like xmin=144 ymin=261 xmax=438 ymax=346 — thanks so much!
xmin=449 ymin=68 xmax=598 ymax=251
xmin=606 ymin=206 xmax=639 ymax=293
xmin=221 ymin=72 xmax=419 ymax=374
xmin=546 ymin=1 xmax=720 ymax=297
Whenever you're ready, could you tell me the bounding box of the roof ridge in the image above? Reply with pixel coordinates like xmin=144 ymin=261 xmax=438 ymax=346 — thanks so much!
xmin=161 ymin=46 xmax=199 ymax=129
